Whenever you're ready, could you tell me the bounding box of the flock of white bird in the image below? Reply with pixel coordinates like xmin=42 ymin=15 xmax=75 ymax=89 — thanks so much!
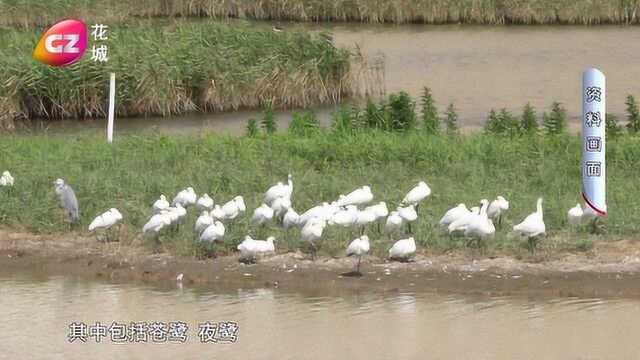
xmin=0 ymin=170 xmax=602 ymax=272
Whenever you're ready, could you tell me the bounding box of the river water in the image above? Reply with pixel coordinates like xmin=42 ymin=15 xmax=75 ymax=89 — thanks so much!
xmin=2 ymin=275 xmax=639 ymax=359
xmin=29 ymin=24 xmax=640 ymax=135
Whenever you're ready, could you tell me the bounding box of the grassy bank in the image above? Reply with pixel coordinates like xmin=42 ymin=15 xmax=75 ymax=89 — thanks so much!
xmin=1 ymin=131 xmax=639 ymax=258
xmin=2 ymin=0 xmax=640 ymax=27
xmin=0 ymin=21 xmax=372 ymax=128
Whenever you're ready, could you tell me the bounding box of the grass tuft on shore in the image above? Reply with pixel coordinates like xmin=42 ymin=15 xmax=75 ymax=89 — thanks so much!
xmin=0 ymin=21 xmax=372 ymax=127
xmin=0 ymin=131 xmax=638 ymax=257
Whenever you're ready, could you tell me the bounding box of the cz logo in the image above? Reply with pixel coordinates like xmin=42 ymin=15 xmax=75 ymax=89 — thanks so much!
xmin=44 ymin=34 xmax=81 ymax=54
xmin=33 ymin=19 xmax=87 ymax=67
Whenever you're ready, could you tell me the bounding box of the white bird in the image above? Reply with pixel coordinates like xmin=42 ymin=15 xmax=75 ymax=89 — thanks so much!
xmin=143 ymin=212 xmax=172 ymax=235
xmin=235 ymin=196 xmax=247 ymax=213
xmin=252 ymin=203 xmax=275 ymax=226
xmin=336 ymin=186 xmax=374 ymax=207
xmin=210 ymin=205 xmax=225 ymax=221
xmin=397 ymin=204 xmax=418 ymax=222
xmin=487 ymin=196 xmax=509 ymax=226
xmin=299 ymin=202 xmax=337 ymax=226
xmin=385 ymin=211 xmax=404 ymax=235
xmin=173 ymin=203 xmax=187 ymax=221
xmin=448 ymin=206 xmax=481 ymax=234
xmin=196 ymin=194 xmax=214 ymax=211
xmin=439 ymin=204 xmax=470 ymax=227
xmin=88 ymin=208 xmax=123 ymax=236
xmin=402 ymin=181 xmax=431 ymax=206
xmin=329 ymin=205 xmax=358 ymax=227
xmin=200 ymin=221 xmax=226 ymax=243
xmin=152 ymin=195 xmax=170 ymax=213
xmin=397 ymin=204 xmax=418 ymax=233
xmin=237 ymin=235 xmax=260 ymax=260
xmin=366 ymin=201 xmax=389 ymax=232
xmin=365 ymin=201 xmax=389 ymax=219
xmin=270 ymin=196 xmax=291 ymax=218
xmin=355 ymin=209 xmax=377 ymax=234
xmin=513 ymin=198 xmax=546 ymax=251
xmin=237 ymin=235 xmax=276 ymax=262
xmin=282 ymin=208 xmax=300 ymax=229
xmin=389 ymin=237 xmax=416 ymax=261
xmin=165 ymin=204 xmax=187 ymax=230
xmin=264 ymin=174 xmax=293 ymax=206
xmin=301 ymin=218 xmax=326 ymax=259
xmin=0 ymin=171 xmax=14 ymax=187
xmin=256 ymin=236 xmax=276 ymax=254
xmin=164 ymin=207 xmax=179 ymax=225
xmin=195 ymin=210 xmax=214 ymax=235
xmin=567 ymin=203 xmax=583 ymax=226
xmin=172 ymin=187 xmax=197 ymax=207
xmin=464 ymin=200 xmax=495 ymax=243
xmin=346 ymin=235 xmax=370 ymax=273
xmin=221 ymin=196 xmax=246 ymax=221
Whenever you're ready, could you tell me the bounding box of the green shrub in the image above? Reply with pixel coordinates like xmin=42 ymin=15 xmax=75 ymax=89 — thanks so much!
xmin=364 ymin=98 xmax=389 ymax=130
xmin=521 ymin=103 xmax=538 ymax=134
xmin=246 ymin=118 xmax=259 ymax=137
xmin=261 ymin=105 xmax=277 ymax=134
xmin=331 ymin=105 xmax=354 ymax=134
xmin=289 ymin=111 xmax=320 ymax=136
xmin=387 ymin=91 xmax=416 ymax=131
xmin=606 ymin=113 xmax=624 ymax=138
xmin=625 ymin=95 xmax=640 ymax=134
xmin=444 ymin=103 xmax=458 ymax=134
xmin=421 ymin=87 xmax=439 ymax=134
xmin=543 ymin=102 xmax=567 ymax=135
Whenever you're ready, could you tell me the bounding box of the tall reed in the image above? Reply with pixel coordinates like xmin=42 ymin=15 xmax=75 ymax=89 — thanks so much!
xmin=2 ymin=0 xmax=640 ymax=28
xmin=0 ymin=21 xmax=381 ymax=127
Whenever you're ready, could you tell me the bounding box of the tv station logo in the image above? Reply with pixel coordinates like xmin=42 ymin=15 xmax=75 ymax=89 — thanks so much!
xmin=33 ymin=19 xmax=110 ymax=67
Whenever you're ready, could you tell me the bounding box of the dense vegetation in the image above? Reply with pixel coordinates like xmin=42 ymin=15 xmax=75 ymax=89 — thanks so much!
xmin=2 ymin=97 xmax=640 ymax=257
xmin=2 ymin=0 xmax=640 ymax=27
xmin=0 ymin=21 xmax=365 ymax=128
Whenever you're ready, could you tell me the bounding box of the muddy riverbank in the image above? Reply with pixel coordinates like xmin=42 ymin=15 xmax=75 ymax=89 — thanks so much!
xmin=3 ymin=228 xmax=640 ymax=299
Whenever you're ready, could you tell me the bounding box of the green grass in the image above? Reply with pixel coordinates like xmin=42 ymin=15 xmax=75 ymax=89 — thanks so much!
xmin=1 ymin=130 xmax=639 ymax=257
xmin=2 ymin=0 xmax=640 ymax=27
xmin=0 ymin=21 xmax=359 ymax=127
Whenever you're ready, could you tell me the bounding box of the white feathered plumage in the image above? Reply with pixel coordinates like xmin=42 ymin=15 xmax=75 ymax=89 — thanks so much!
xmin=88 ymin=208 xmax=123 ymax=232
xmin=513 ymin=198 xmax=546 ymax=238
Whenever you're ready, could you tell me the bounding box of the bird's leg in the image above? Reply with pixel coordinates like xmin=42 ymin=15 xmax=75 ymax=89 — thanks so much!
xmin=311 ymin=243 xmax=317 ymax=261
xmin=415 ymin=203 xmax=420 ymax=217
xmin=356 ymin=256 xmax=362 ymax=273
xmin=407 ymin=222 xmax=413 ymax=234
xmin=360 ymin=226 xmax=365 ymax=236
xmin=377 ymin=222 xmax=381 ymax=234
xmin=589 ymin=218 xmax=599 ymax=234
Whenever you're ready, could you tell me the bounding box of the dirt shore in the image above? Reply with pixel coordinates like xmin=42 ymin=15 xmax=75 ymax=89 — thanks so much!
xmin=2 ymin=228 xmax=640 ymax=299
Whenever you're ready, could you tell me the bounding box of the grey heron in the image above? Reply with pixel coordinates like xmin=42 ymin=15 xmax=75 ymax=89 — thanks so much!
xmin=54 ymin=178 xmax=80 ymax=226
